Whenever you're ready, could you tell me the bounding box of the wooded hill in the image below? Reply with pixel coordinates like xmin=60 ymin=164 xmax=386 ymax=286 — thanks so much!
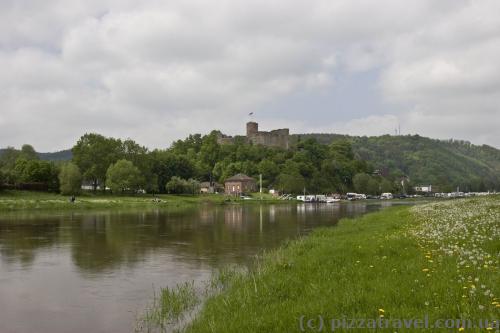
xmin=2 ymin=133 xmax=499 ymax=193
xmin=292 ymin=134 xmax=500 ymax=192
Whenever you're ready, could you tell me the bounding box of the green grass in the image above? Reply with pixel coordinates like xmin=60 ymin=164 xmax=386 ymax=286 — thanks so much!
xmin=180 ymin=198 xmax=499 ymax=332
xmin=0 ymin=190 xmax=286 ymax=212
xmin=135 ymin=282 xmax=200 ymax=333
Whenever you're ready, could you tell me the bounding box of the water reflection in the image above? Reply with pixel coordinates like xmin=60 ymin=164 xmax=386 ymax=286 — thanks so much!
xmin=0 ymin=203 xmax=381 ymax=271
xmin=0 ymin=202 xmax=402 ymax=333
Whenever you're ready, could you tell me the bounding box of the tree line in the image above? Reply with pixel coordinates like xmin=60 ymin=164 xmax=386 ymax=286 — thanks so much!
xmin=1 ymin=131 xmax=427 ymax=195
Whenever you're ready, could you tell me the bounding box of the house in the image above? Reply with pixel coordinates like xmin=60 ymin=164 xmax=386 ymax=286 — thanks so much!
xmin=224 ymin=174 xmax=256 ymax=195
xmin=200 ymin=181 xmax=223 ymax=194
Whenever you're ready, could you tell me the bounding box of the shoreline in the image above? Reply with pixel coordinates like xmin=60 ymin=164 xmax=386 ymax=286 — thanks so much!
xmin=0 ymin=190 xmax=294 ymax=213
xmin=0 ymin=190 xmax=442 ymax=214
xmin=145 ymin=197 xmax=499 ymax=333
xmin=0 ymin=190 xmax=481 ymax=213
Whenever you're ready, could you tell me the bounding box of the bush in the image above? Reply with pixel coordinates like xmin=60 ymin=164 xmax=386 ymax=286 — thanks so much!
xmin=106 ymin=159 xmax=145 ymax=194
xmin=59 ymin=162 xmax=82 ymax=195
xmin=165 ymin=176 xmax=200 ymax=194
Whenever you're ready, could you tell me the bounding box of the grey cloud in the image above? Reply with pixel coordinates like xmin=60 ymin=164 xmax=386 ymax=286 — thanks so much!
xmin=0 ymin=0 xmax=499 ymax=151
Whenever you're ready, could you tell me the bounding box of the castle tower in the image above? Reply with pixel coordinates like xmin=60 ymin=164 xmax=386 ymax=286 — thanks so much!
xmin=246 ymin=122 xmax=258 ymax=136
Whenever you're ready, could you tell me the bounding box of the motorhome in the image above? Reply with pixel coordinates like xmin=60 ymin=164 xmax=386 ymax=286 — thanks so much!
xmin=380 ymin=193 xmax=393 ymax=199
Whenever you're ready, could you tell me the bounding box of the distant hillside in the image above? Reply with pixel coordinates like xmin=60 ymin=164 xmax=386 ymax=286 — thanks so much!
xmin=37 ymin=149 xmax=72 ymax=161
xmin=292 ymin=134 xmax=500 ymax=191
xmin=0 ymin=149 xmax=72 ymax=161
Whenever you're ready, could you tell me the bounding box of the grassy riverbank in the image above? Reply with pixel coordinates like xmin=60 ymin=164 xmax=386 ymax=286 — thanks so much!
xmin=0 ymin=190 xmax=287 ymax=212
xmin=178 ymin=197 xmax=499 ymax=332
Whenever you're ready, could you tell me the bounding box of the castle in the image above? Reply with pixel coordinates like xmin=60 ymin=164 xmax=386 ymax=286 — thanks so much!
xmin=217 ymin=122 xmax=289 ymax=149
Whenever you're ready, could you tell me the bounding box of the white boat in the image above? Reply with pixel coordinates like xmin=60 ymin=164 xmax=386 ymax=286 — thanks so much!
xmin=326 ymin=197 xmax=340 ymax=203
xmin=346 ymin=192 xmax=357 ymax=200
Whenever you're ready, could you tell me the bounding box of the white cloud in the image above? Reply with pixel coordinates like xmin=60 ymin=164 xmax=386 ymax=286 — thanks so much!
xmin=0 ymin=0 xmax=499 ymax=150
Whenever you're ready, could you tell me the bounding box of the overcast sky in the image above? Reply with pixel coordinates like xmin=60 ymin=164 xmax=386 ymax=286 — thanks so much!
xmin=1 ymin=0 xmax=499 ymax=151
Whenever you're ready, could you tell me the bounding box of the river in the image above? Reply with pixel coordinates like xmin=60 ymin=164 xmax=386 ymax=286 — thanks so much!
xmin=0 ymin=201 xmax=405 ymax=333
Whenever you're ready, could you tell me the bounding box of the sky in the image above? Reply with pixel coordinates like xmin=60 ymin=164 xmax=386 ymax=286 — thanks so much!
xmin=1 ymin=0 xmax=499 ymax=151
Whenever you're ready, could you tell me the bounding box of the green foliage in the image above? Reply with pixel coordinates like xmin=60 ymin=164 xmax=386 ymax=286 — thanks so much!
xmin=163 ymin=135 xmax=373 ymax=194
xmin=105 ymin=159 xmax=144 ymax=194
xmin=150 ymin=150 xmax=195 ymax=193
xmin=59 ymin=162 xmax=82 ymax=195
xmin=367 ymin=177 xmax=380 ymax=195
xmin=165 ymin=176 xmax=200 ymax=194
xmin=20 ymin=144 xmax=38 ymax=160
xmin=379 ymin=178 xmax=395 ymax=193
xmin=353 ymin=173 xmax=371 ymax=193
xmin=8 ymin=128 xmax=499 ymax=196
xmin=72 ymin=133 xmax=123 ymax=190
xmin=0 ymin=147 xmax=20 ymax=179
xmin=277 ymin=172 xmax=305 ymax=194
xmin=12 ymin=158 xmax=59 ymax=191
xmin=293 ymin=134 xmax=500 ymax=191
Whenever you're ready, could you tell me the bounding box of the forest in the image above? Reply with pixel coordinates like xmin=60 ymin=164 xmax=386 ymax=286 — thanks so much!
xmin=1 ymin=131 xmax=499 ymax=195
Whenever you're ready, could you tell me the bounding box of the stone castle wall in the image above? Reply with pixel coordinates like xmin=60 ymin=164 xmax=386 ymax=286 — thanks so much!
xmin=248 ymin=129 xmax=289 ymax=149
xmin=217 ymin=122 xmax=289 ymax=149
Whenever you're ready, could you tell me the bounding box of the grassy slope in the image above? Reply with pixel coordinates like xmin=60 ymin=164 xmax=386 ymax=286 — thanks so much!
xmin=186 ymin=198 xmax=499 ymax=332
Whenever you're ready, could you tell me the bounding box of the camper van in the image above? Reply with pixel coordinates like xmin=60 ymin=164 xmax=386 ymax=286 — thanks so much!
xmin=380 ymin=193 xmax=393 ymax=199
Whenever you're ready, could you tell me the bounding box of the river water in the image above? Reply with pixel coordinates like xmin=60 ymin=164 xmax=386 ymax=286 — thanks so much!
xmin=0 ymin=201 xmax=404 ymax=333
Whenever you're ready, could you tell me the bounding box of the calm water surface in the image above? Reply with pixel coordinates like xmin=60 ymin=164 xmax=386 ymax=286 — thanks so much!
xmin=0 ymin=202 xmax=405 ymax=333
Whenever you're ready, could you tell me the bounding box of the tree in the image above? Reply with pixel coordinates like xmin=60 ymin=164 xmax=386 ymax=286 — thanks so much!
xmin=367 ymin=178 xmax=380 ymax=195
xmin=20 ymin=144 xmax=38 ymax=160
xmin=165 ymin=177 xmax=201 ymax=194
xmin=165 ymin=176 xmax=188 ymax=194
xmin=72 ymin=133 xmax=123 ymax=191
xmin=277 ymin=172 xmax=305 ymax=194
xmin=257 ymin=159 xmax=279 ymax=187
xmin=150 ymin=150 xmax=195 ymax=193
xmin=59 ymin=162 xmax=82 ymax=195
xmin=106 ymin=160 xmax=144 ymax=194
xmin=380 ymin=179 xmax=394 ymax=193
xmin=0 ymin=147 xmax=20 ymax=172
xmin=353 ymin=173 xmax=371 ymax=194
xmin=187 ymin=178 xmax=201 ymax=195
xmin=13 ymin=158 xmax=59 ymax=191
